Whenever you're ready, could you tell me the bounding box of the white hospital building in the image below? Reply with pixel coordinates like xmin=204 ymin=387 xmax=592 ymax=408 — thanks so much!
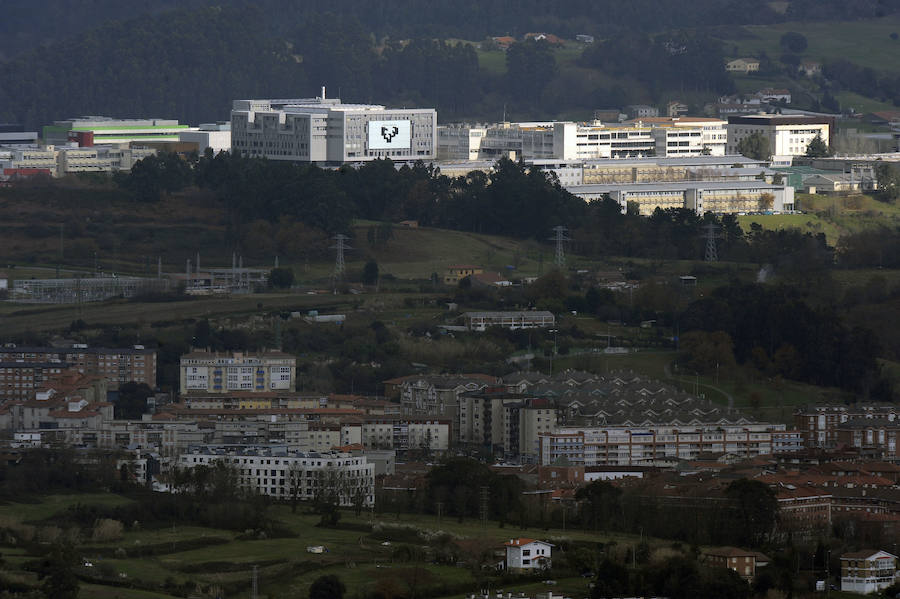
xmin=230 ymin=89 xmax=436 ymax=164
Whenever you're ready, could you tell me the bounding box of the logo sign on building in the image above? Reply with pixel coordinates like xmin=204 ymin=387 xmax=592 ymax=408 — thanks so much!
xmin=368 ymin=120 xmax=411 ymax=150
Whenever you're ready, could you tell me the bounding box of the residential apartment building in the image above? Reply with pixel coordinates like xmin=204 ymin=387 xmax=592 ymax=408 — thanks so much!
xmin=457 ymin=391 xmax=554 ymax=460
xmin=0 ymin=344 xmax=157 ymax=390
xmin=180 ymin=351 xmax=296 ymax=394
xmin=539 ymin=423 xmax=787 ymax=466
xmin=444 ymin=265 xmax=483 ymax=285
xmin=0 ymin=372 xmax=109 ymax=431
xmin=0 ymin=361 xmax=73 ymax=401
xmin=702 ymin=547 xmax=770 ymax=580
xmin=231 ymin=90 xmax=437 ymax=164
xmin=794 ymin=405 xmax=900 ymax=450
xmin=727 ymin=114 xmax=832 ymax=158
xmin=179 ymin=447 xmax=375 ymax=506
xmin=725 ymin=58 xmax=760 ymax=74
xmin=841 ymin=550 xmax=899 ymax=594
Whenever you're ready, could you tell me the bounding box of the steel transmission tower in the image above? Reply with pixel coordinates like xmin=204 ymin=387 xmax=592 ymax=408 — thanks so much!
xmin=330 ymin=234 xmax=352 ymax=291
xmin=702 ymin=223 xmax=720 ymax=262
xmin=549 ymin=226 xmax=569 ymax=268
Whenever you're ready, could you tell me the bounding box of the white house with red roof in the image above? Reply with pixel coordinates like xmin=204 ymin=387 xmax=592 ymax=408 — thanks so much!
xmin=505 ymin=538 xmax=553 ymax=571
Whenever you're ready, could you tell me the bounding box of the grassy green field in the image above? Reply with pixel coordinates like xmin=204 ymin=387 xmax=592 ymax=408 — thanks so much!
xmin=0 ymin=493 xmax=642 ymax=599
xmin=719 ymin=15 xmax=900 ymax=72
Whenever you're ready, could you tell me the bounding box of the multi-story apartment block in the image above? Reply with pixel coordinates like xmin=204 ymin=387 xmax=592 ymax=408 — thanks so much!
xmin=0 ymin=372 xmax=109 ymax=431
xmin=231 ymin=90 xmax=436 ymax=164
xmin=180 ymin=351 xmax=296 ymax=394
xmin=0 ymin=361 xmax=73 ymax=401
xmin=539 ymin=424 xmax=786 ymax=466
xmin=178 ymin=447 xmax=375 ymax=506
xmin=398 ymin=374 xmax=491 ymax=442
xmin=841 ymin=550 xmax=899 ymax=594
xmin=361 ymin=418 xmax=451 ymax=453
xmin=794 ymin=405 xmax=900 ymax=450
xmin=727 ymin=114 xmax=832 ymax=158
xmin=0 ymin=344 xmax=157 ymax=390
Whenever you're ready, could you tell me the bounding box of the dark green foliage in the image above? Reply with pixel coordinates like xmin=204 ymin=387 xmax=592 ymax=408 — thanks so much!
xmin=309 ymin=574 xmax=346 ymax=599
xmin=575 ymin=480 xmax=622 ymax=532
xmin=805 ymin=133 xmax=832 ymax=157
xmin=780 ymin=31 xmax=808 ymax=53
xmin=736 ymin=132 xmax=770 ymax=160
xmin=269 ymin=267 xmax=294 ymax=289
xmin=680 ymin=281 xmax=882 ymax=392
xmin=36 ymin=545 xmax=79 ymax=599
xmin=580 ymin=31 xmax=735 ymax=97
xmin=724 ymin=479 xmax=778 ymax=546
xmin=506 ymin=40 xmax=557 ymax=109
xmin=424 ymin=458 xmax=524 ymax=522
xmin=362 ymin=260 xmax=379 ymax=286
xmin=114 ymin=382 xmax=154 ymax=419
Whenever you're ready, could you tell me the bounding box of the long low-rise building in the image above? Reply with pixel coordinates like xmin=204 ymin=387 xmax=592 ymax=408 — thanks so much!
xmin=178 ymin=446 xmax=375 ymax=506
xmin=463 ymin=311 xmax=555 ymax=331
xmin=540 ymin=423 xmax=789 ymax=466
xmin=566 ymin=180 xmax=795 ymax=215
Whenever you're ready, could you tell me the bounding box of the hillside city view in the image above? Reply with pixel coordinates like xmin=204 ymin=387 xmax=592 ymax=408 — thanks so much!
xmin=3 ymin=1 xmax=900 ymax=598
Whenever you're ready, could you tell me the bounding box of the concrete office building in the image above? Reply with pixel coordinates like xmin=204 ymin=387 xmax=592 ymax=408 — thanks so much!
xmin=43 ymin=117 xmax=192 ymax=146
xmin=231 ymin=89 xmax=437 ymax=164
xmin=727 ymin=114 xmax=832 ymax=158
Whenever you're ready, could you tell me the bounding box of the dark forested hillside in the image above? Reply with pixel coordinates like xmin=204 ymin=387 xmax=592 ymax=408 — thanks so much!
xmin=1 ymin=0 xmax=899 ymax=128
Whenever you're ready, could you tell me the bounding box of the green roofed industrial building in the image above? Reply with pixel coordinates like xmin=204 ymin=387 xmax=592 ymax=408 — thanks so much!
xmin=42 ymin=117 xmax=193 ymax=146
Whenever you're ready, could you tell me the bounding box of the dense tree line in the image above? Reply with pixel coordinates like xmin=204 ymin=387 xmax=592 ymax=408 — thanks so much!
xmin=580 ymin=31 xmax=735 ymax=99
xmin=823 ymin=59 xmax=900 ymax=107
xmin=7 ymin=0 xmax=898 ymax=128
xmin=679 ymin=281 xmax=884 ymax=394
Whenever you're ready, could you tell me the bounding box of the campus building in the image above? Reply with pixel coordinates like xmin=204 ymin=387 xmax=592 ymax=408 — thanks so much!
xmin=567 ymin=180 xmax=794 ymax=215
xmin=726 ymin=114 xmax=833 ymax=158
xmin=230 ymin=89 xmax=437 ymax=164
xmin=178 ymin=447 xmax=375 ymax=506
xmin=180 ymin=351 xmax=296 ymax=394
xmin=42 ymin=117 xmax=192 ymax=146
xmin=437 ymin=117 xmax=727 ymax=162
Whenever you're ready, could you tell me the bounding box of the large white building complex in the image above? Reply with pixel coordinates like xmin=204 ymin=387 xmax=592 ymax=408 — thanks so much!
xmin=231 ymin=89 xmax=437 ymax=164
xmin=437 ymin=117 xmax=728 ymax=162
xmin=179 ymin=447 xmax=375 ymax=506
xmin=180 ymin=351 xmax=296 ymax=394
xmin=726 ymin=114 xmax=833 ymax=158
